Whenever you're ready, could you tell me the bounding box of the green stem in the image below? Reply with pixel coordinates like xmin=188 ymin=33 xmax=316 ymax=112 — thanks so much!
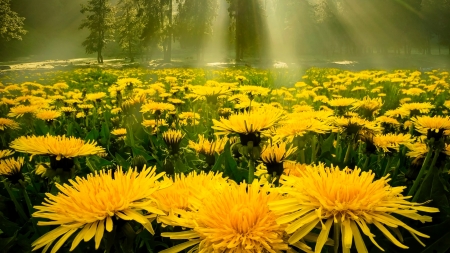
xmin=382 ymin=156 xmax=393 ymax=177
xmin=362 ymin=155 xmax=370 ymax=171
xmin=412 ymin=148 xmax=440 ymax=202
xmin=248 ymin=158 xmax=255 ymax=184
xmin=407 ymin=145 xmax=434 ymax=197
xmin=343 ymin=142 xmax=353 ymax=165
xmin=333 ymin=222 xmax=341 ymax=253
xmin=3 ymin=180 xmax=28 ymax=221
xmin=298 ymin=149 xmax=305 ymax=164
xmin=0 ymin=133 xmax=6 ymax=149
xmin=335 ymin=134 xmax=342 ymax=161
xmin=310 ymin=135 xmax=317 ymax=164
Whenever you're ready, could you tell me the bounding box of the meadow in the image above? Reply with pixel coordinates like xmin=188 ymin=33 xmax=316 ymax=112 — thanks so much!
xmin=0 ymin=66 xmax=449 ymax=253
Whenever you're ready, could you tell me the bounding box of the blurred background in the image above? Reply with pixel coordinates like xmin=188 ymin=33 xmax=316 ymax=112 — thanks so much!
xmin=1 ymin=0 xmax=450 ymax=68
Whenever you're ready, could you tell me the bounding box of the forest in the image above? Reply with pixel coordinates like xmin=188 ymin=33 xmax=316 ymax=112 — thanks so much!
xmin=2 ymin=0 xmax=450 ymax=63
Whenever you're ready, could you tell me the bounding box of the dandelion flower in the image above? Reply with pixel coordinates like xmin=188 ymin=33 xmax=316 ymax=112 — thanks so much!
xmin=212 ymin=107 xmax=284 ymax=145
xmin=10 ymin=135 xmax=105 ymax=160
xmin=0 ymin=118 xmax=20 ymax=131
xmin=7 ymin=105 xmax=39 ymax=118
xmin=111 ymin=128 xmax=127 ymax=136
xmin=140 ymin=101 xmax=175 ymax=114
xmin=0 ymin=149 xmax=14 ymax=159
xmin=188 ymin=134 xmax=228 ymax=156
xmin=373 ymin=133 xmax=412 ymax=152
xmin=154 ymin=171 xmax=229 ymax=215
xmin=411 ymin=115 xmax=450 ymax=140
xmin=35 ymin=110 xmax=62 ymax=121
xmin=163 ymin=129 xmax=185 ymax=154
xmin=0 ymin=157 xmax=25 ymax=183
xmin=161 ymin=181 xmax=289 ymax=253
xmin=261 ymin=141 xmax=298 ymax=176
xmin=269 ymin=164 xmax=439 ymax=253
xmin=31 ymin=166 xmax=167 ymax=253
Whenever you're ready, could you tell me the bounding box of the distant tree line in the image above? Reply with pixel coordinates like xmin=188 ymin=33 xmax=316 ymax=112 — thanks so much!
xmin=2 ymin=0 xmax=450 ymax=62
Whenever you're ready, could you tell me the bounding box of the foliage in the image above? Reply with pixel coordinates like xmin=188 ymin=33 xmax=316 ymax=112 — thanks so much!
xmin=0 ymin=66 xmax=450 ymax=252
xmin=79 ymin=0 xmax=115 ymax=63
xmin=0 ymin=0 xmax=26 ymax=41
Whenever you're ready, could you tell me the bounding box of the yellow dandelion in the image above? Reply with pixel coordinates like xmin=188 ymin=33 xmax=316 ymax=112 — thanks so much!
xmin=375 ymin=115 xmax=400 ymax=126
xmin=153 ymin=171 xmax=229 ymax=216
xmin=85 ymin=92 xmax=107 ymax=101
xmin=402 ymin=87 xmax=426 ymax=96
xmin=142 ymin=119 xmax=168 ymax=128
xmin=398 ymin=102 xmax=434 ymax=117
xmin=10 ymin=135 xmax=105 ymax=160
xmin=178 ymin=112 xmax=200 ymax=126
xmin=140 ymin=101 xmax=175 ymax=114
xmin=0 ymin=118 xmax=20 ymax=131
xmin=212 ymin=107 xmax=284 ymax=145
xmin=261 ymin=141 xmax=298 ymax=176
xmin=411 ymin=115 xmax=450 ymax=140
xmin=7 ymin=105 xmax=39 ymax=118
xmin=0 ymin=149 xmax=14 ymax=159
xmin=0 ymin=157 xmax=25 ymax=183
xmin=270 ymin=164 xmax=439 ymax=253
xmin=110 ymin=128 xmax=127 ymax=136
xmin=188 ymin=135 xmax=229 ymax=156
xmin=373 ymin=133 xmax=412 ymax=152
xmin=351 ymin=96 xmax=383 ymax=117
xmin=31 ymin=166 xmax=167 ymax=253
xmin=406 ymin=141 xmax=429 ymax=159
xmin=237 ymin=85 xmax=271 ymax=96
xmin=161 ymin=181 xmax=289 ymax=253
xmin=78 ymin=104 xmax=94 ymax=110
xmin=189 ymin=85 xmax=231 ymax=103
xmin=35 ymin=109 xmax=62 ymax=121
xmin=162 ymin=129 xmax=185 ymax=154
xmin=327 ymin=97 xmax=357 ymax=107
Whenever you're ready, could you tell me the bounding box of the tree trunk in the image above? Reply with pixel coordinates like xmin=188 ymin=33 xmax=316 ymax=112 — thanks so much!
xmin=235 ymin=0 xmax=243 ymax=62
xmin=164 ymin=0 xmax=172 ymax=62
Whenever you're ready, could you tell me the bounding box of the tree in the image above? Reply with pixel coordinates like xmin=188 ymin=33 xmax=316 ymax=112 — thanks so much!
xmin=116 ymin=0 xmax=145 ymax=62
xmin=175 ymin=0 xmax=218 ymax=61
xmin=227 ymin=0 xmax=268 ymax=62
xmin=0 ymin=0 xmax=27 ymax=41
xmin=79 ymin=0 xmax=114 ymax=63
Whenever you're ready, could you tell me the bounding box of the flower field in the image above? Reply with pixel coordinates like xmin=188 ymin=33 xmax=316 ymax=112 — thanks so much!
xmin=0 ymin=67 xmax=449 ymax=253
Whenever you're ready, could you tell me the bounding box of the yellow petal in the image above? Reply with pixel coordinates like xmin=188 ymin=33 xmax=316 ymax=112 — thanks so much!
xmin=105 ymin=216 xmax=113 ymax=232
xmin=288 ymin=218 xmax=320 ymax=244
xmin=84 ymin=221 xmax=98 ymax=242
xmin=342 ymin=220 xmax=353 ymax=249
xmin=286 ymin=211 xmax=317 ymax=234
xmin=350 ymin=221 xmax=368 ymax=253
xmin=161 ymin=230 xmax=200 ymax=240
xmin=70 ymin=225 xmax=90 ymax=251
xmin=50 ymin=228 xmax=78 ymax=253
xmin=373 ymin=220 xmax=408 ymax=249
xmin=315 ymin=218 xmax=333 ymax=253
xmin=159 ymin=239 xmax=201 ymax=253
xmin=94 ymin=219 xmax=105 ymax=249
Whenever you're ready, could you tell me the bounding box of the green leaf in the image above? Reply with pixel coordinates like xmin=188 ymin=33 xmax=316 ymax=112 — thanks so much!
xmin=100 ymin=122 xmax=110 ymax=147
xmin=34 ymin=120 xmax=49 ymax=135
xmin=174 ymin=158 xmax=190 ymax=173
xmin=85 ymin=156 xmax=113 ymax=172
xmin=114 ymin=153 xmax=130 ymax=169
xmin=223 ymin=141 xmax=247 ymax=182
xmin=320 ymin=133 xmax=335 ymax=154
xmin=131 ymin=145 xmax=154 ymax=161
xmin=85 ymin=129 xmax=99 ymax=141
xmin=421 ymin=230 xmax=450 ymax=253
xmin=211 ymin=152 xmax=225 ymax=172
